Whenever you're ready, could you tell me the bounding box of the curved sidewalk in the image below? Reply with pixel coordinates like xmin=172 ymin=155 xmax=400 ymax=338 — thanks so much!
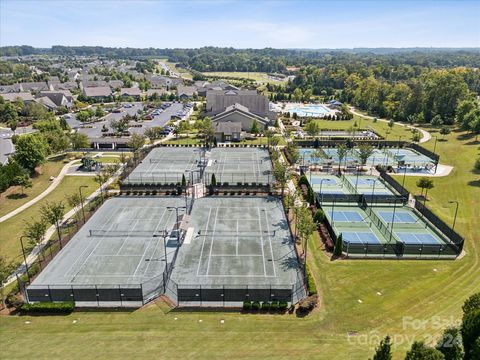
xmin=349 ymin=107 xmax=431 ymax=143
xmin=0 ymin=159 xmax=80 ymax=223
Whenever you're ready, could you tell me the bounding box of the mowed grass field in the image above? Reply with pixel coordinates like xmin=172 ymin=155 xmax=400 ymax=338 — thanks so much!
xmin=1 ymin=127 xmax=479 ymax=359
xmin=203 ymin=71 xmax=287 ymax=84
xmin=0 ymin=159 xmax=66 ymax=218
xmin=0 ymin=176 xmax=99 ymax=265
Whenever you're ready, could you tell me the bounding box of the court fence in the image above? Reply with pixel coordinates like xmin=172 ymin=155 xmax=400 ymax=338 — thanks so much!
xmin=163 ymin=280 xmax=304 ymax=306
xmin=378 ymin=169 xmax=410 ymax=198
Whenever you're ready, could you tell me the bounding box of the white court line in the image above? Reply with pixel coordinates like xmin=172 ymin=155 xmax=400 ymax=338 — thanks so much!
xmin=115 ymin=219 xmax=139 ymax=255
xmin=205 ymin=207 xmax=219 ymax=276
xmin=133 ymin=208 xmax=168 ymax=276
xmin=196 ymin=207 xmax=213 ymax=276
xmin=64 ymin=205 xmax=123 ymax=277
xmin=264 ymin=207 xmax=277 ymax=277
xmin=196 ymin=274 xmax=277 ymax=278
xmin=257 ymin=207 xmax=267 ymax=277
xmin=210 ymin=254 xmax=264 ymax=257
xmin=67 ymin=206 xmax=129 ymax=280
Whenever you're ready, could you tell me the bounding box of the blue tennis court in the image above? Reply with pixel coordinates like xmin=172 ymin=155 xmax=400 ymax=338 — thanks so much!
xmin=342 ymin=231 xmax=381 ymax=244
xmin=396 ymin=232 xmax=441 ymax=245
xmin=352 ymin=177 xmax=386 ymax=188
xmin=378 ymin=211 xmax=417 ymax=223
xmin=310 ymin=177 xmax=338 ymax=186
xmin=328 ymin=210 xmax=364 ymax=222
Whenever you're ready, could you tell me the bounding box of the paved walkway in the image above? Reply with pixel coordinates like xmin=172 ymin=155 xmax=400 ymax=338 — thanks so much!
xmin=3 ymin=167 xmax=122 ymax=287
xmin=349 ymin=107 xmax=431 ymax=143
xmin=0 ymin=159 xmax=80 ymax=223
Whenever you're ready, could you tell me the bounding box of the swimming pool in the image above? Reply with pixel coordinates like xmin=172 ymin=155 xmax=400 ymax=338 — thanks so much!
xmin=288 ymin=104 xmax=331 ymax=117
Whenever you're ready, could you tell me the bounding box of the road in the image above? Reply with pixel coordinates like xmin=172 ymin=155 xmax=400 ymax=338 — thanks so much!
xmin=0 ymin=126 xmax=36 ymax=164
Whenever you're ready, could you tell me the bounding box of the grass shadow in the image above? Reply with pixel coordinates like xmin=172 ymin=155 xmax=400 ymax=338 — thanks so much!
xmin=467 ymin=179 xmax=480 ymax=188
xmin=6 ymin=193 xmax=28 ymax=200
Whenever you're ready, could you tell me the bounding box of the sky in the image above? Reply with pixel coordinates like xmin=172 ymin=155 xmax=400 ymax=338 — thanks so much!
xmin=0 ymin=0 xmax=479 ymax=49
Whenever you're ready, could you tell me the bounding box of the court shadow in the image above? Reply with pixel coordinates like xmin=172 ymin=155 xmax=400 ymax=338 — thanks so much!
xmin=279 ymin=255 xmax=301 ymax=271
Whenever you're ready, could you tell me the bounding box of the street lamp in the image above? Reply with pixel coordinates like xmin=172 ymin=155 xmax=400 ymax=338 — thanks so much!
xmin=448 ymin=201 xmax=459 ymax=231
xmin=19 ymin=236 xmax=31 ymax=282
xmin=371 ymin=179 xmax=379 ymax=204
xmin=318 ymin=178 xmax=328 ymax=205
xmin=78 ymin=185 xmax=88 ymax=224
xmin=432 ymin=136 xmax=438 ymax=155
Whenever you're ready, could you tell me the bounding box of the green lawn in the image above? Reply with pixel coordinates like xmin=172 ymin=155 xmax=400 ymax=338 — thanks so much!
xmin=0 ymin=127 xmax=478 ymax=359
xmin=302 ymin=115 xmax=414 ymax=140
xmin=202 ymin=71 xmax=287 ymax=84
xmin=0 ymin=176 xmax=99 ymax=264
xmin=0 ymin=159 xmax=66 ymax=218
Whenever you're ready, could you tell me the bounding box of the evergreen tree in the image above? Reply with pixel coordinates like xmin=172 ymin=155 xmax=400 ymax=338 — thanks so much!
xmin=333 ymin=234 xmax=343 ymax=257
xmin=372 ymin=335 xmax=392 ymax=360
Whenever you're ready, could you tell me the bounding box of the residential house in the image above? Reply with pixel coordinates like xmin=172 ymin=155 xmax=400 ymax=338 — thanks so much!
xmin=81 ymin=80 xmax=108 ymax=89
xmin=38 ymin=91 xmax=73 ymax=108
xmin=19 ymin=81 xmax=53 ymax=93
xmin=0 ymin=84 xmax=23 ymax=93
xmin=177 ymin=85 xmax=196 ymax=99
xmin=108 ymin=80 xmax=124 ymax=90
xmin=36 ymin=96 xmax=58 ymax=111
xmin=49 ymin=81 xmax=78 ymax=91
xmin=82 ymin=86 xmax=112 ymax=101
xmin=0 ymin=92 xmax=35 ymax=104
xmin=146 ymin=89 xmax=166 ymax=98
xmin=119 ymin=87 xmax=142 ymax=100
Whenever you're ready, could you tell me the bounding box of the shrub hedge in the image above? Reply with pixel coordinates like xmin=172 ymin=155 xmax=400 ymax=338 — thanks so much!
xmin=20 ymin=302 xmax=75 ymax=314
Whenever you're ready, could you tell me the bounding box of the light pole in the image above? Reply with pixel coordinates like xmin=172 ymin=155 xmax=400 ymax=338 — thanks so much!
xmin=432 ymin=136 xmax=438 ymax=155
xmin=78 ymin=185 xmax=88 ymax=224
xmin=318 ymin=178 xmax=328 ymax=205
xmin=448 ymin=200 xmax=459 ymax=231
xmin=20 ymin=236 xmax=31 ymax=282
xmin=167 ymin=206 xmax=187 ymax=240
xmin=371 ymin=179 xmax=379 ymax=204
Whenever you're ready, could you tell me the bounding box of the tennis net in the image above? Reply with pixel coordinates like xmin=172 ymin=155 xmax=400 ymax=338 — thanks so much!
xmin=197 ymin=230 xmax=276 ymax=237
xmin=89 ymin=230 xmax=166 ymax=238
xmin=149 ymin=158 xmax=193 ymax=164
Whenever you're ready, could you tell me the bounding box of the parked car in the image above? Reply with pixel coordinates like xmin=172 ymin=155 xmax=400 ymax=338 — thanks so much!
xmin=112 ymin=108 xmax=122 ymax=113
xmin=144 ymin=115 xmax=154 ymax=120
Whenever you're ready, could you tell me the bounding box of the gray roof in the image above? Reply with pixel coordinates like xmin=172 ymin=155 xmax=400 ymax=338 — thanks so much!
xmin=206 ymin=89 xmax=274 ymax=119
xmin=0 ymin=92 xmax=35 ymax=102
xmin=18 ymin=82 xmax=51 ymax=92
xmin=214 ymin=121 xmax=242 ymax=135
xmin=0 ymin=84 xmax=23 ymax=93
xmin=49 ymin=81 xmax=78 ymax=91
xmin=177 ymin=85 xmax=196 ymax=97
xmin=38 ymin=91 xmax=72 ymax=106
xmin=83 ymin=86 xmax=112 ymax=98
xmin=119 ymin=87 xmax=142 ymax=96
xmin=82 ymin=80 xmax=108 ymax=88
xmin=212 ymin=103 xmax=269 ymax=126
xmin=36 ymin=96 xmax=58 ymax=109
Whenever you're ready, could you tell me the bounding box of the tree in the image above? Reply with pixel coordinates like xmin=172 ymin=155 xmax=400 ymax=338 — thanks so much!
xmin=211 ymin=173 xmax=217 ymax=186
xmin=13 ymin=173 xmax=32 ymax=195
xmin=296 ymin=206 xmax=316 ymax=261
xmin=70 ymin=132 xmax=90 ymax=150
xmin=270 ymin=135 xmax=280 ymax=147
xmin=0 ymin=256 xmax=14 ymax=308
xmin=250 ymin=119 xmax=260 ymax=134
xmin=198 ymin=117 xmax=215 ymax=145
xmin=293 ymin=88 xmax=303 ymax=102
xmin=416 ymin=177 xmax=434 ymax=197
xmin=439 ymin=126 xmax=451 ymax=140
xmin=14 ymin=134 xmax=49 ymax=172
xmin=128 ymin=133 xmax=146 ymax=154
xmin=469 ymin=116 xmax=480 ymax=141
xmin=388 ymin=119 xmax=394 ymax=129
xmin=411 ymin=130 xmax=422 ymax=143
xmin=286 ymin=142 xmax=300 ymax=164
xmin=273 ymin=161 xmax=289 ymax=197
xmin=333 ymin=233 xmax=343 ymax=257
xmin=372 ymin=335 xmax=392 ymax=360
xmin=95 ymin=106 xmax=106 ymax=118
xmin=110 ymin=118 xmax=129 ymax=134
xmin=357 ymin=144 xmax=374 ymax=167
xmin=22 ymin=218 xmax=47 ymax=248
xmin=463 ymin=293 xmax=480 ymax=316
xmin=305 ymin=120 xmax=320 ymax=137
xmin=181 ymin=174 xmax=186 ymax=187
xmin=41 ymin=201 xmax=65 ymax=245
xmin=431 ymin=115 xmax=444 ymax=127
xmin=0 ymin=102 xmax=18 ymax=124
xmin=405 ymin=341 xmax=445 ymax=360
xmin=9 ymin=118 xmax=17 ymax=135
xmin=67 ymin=193 xmax=82 ymax=222
xmin=435 ymin=327 xmax=464 ymax=360
xmin=336 ymin=143 xmax=348 ymax=173
xmin=310 ymin=149 xmax=326 ymax=167
xmin=461 ymin=310 xmax=480 ymax=359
